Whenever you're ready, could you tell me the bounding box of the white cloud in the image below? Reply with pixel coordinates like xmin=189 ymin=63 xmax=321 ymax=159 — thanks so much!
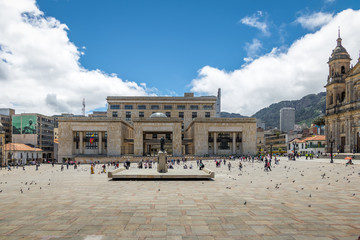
xmin=0 ymin=0 xmax=150 ymax=115
xmin=191 ymin=9 xmax=360 ymax=116
xmin=240 ymin=11 xmax=269 ymax=35
xmin=296 ymin=12 xmax=334 ymax=30
xmin=244 ymin=38 xmax=262 ymax=61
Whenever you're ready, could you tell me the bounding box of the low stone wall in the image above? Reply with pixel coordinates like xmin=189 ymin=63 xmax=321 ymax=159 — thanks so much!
xmin=74 ymin=155 xmax=227 ymax=164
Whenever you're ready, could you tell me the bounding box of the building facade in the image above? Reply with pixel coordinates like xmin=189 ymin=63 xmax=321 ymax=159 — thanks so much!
xmin=0 ymin=124 xmax=5 ymax=166
xmin=58 ymin=92 xmax=257 ymax=161
xmin=12 ymin=113 xmax=54 ymax=160
xmin=4 ymin=143 xmax=42 ymax=165
xmin=0 ymin=108 xmax=15 ymax=144
xmin=280 ymin=107 xmax=295 ymax=133
xmin=288 ymin=135 xmax=326 ymax=155
xmin=325 ymin=32 xmax=360 ymax=153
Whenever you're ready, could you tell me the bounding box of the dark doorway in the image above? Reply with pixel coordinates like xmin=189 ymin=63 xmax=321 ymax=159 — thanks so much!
xmin=340 ymin=136 xmax=345 ymax=153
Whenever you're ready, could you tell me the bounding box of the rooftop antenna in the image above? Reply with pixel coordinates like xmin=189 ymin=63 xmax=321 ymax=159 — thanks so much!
xmin=338 ymin=26 xmax=340 ymax=38
xmin=82 ymin=98 xmax=85 ymax=116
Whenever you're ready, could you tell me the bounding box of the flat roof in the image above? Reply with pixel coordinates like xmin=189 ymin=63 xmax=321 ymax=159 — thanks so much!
xmin=106 ymin=96 xmax=217 ymax=102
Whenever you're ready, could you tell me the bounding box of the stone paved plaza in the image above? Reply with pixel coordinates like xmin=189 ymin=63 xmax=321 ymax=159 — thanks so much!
xmin=0 ymin=158 xmax=359 ymax=240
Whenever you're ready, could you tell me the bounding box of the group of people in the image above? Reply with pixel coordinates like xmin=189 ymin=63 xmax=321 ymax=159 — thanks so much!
xmin=137 ymin=160 xmax=153 ymax=169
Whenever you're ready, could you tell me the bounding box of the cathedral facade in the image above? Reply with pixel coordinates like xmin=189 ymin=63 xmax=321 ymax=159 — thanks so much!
xmin=325 ymin=32 xmax=360 ymax=153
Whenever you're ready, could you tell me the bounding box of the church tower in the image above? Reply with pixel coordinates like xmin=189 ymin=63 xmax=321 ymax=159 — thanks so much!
xmin=325 ymin=28 xmax=351 ymax=110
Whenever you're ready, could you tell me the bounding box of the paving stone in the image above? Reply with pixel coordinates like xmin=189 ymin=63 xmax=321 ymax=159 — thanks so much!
xmin=0 ymin=158 xmax=359 ymax=239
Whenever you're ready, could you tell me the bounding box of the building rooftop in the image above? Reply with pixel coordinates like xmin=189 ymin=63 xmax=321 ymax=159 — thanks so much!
xmin=4 ymin=143 xmax=43 ymax=152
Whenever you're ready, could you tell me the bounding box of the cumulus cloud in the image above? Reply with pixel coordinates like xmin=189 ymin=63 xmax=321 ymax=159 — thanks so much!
xmin=240 ymin=11 xmax=269 ymax=35
xmin=295 ymin=12 xmax=334 ymax=30
xmin=0 ymin=0 xmax=150 ymax=115
xmin=244 ymin=39 xmax=262 ymax=62
xmin=191 ymin=9 xmax=360 ymax=116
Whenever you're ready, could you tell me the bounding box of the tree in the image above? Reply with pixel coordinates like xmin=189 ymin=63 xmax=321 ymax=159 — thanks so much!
xmin=312 ymin=115 xmax=325 ymax=134
xmin=312 ymin=115 xmax=325 ymax=126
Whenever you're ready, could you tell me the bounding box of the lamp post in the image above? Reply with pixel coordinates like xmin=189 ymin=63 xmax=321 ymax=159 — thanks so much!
xmin=292 ymin=141 xmax=297 ymax=160
xmin=329 ymin=136 xmax=335 ymax=163
xmin=270 ymin=144 xmax=273 ymax=159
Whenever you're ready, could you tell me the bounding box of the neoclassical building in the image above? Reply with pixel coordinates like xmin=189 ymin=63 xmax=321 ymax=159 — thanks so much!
xmin=325 ymin=31 xmax=360 ymax=153
xmin=58 ymin=91 xmax=257 ymax=161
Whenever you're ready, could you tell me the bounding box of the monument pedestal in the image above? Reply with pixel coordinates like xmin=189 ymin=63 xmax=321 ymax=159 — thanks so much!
xmin=157 ymin=151 xmax=168 ymax=173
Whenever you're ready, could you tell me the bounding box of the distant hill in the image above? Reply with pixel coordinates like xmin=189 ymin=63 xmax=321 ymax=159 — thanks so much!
xmin=251 ymin=92 xmax=326 ymax=129
xmin=220 ymin=112 xmax=247 ymax=118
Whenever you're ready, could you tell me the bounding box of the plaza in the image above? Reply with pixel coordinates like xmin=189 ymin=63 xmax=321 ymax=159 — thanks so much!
xmin=0 ymin=157 xmax=359 ymax=239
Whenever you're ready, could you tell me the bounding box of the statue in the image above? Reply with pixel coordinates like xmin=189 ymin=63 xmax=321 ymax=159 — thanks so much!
xmin=160 ymin=137 xmax=165 ymax=152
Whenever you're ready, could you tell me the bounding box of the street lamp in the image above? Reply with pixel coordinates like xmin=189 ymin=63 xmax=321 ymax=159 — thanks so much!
xmin=292 ymin=141 xmax=297 ymax=160
xmin=329 ymin=135 xmax=335 ymax=163
xmin=270 ymin=144 xmax=273 ymax=159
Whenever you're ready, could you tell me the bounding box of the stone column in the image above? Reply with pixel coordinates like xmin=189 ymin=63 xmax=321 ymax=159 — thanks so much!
xmin=79 ymin=131 xmax=84 ymax=155
xmin=98 ymin=131 xmax=102 ymax=155
xmin=213 ymin=132 xmax=217 ymax=155
xmin=134 ymin=129 xmax=143 ymax=156
xmin=232 ymin=132 xmax=236 ymax=154
xmin=172 ymin=126 xmax=182 ymax=156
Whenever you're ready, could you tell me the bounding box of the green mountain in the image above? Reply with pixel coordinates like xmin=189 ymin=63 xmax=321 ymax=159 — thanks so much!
xmin=251 ymin=92 xmax=326 ymax=129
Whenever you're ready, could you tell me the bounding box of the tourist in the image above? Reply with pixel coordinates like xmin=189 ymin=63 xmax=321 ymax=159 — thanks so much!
xmin=61 ymin=164 xmax=64 ymax=171
xmin=90 ymin=164 xmax=95 ymax=174
xmin=184 ymin=164 xmax=188 ymax=169
xmin=346 ymin=159 xmax=353 ymax=166
xmin=238 ymin=162 xmax=242 ymax=171
xmin=228 ymin=161 xmax=231 ymax=171
xmin=199 ymin=161 xmax=205 ymax=170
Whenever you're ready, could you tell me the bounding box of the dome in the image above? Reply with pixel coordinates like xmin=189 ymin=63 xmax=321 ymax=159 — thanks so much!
xmin=149 ymin=112 xmax=167 ymax=118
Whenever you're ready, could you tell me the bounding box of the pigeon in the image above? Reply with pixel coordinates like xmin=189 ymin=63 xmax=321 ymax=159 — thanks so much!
xmin=20 ymin=189 xmax=23 ymax=194
xmin=0 ymin=190 xmax=2 ymax=193
xmin=244 ymin=201 xmax=247 ymax=205
xmin=308 ymin=205 xmax=311 ymax=207
xmin=309 ymin=194 xmax=311 ymax=198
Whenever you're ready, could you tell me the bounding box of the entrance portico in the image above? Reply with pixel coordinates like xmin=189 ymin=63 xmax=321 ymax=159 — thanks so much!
xmin=133 ymin=117 xmax=182 ymax=156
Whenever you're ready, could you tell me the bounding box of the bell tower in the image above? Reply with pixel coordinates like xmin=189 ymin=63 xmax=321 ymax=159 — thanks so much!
xmin=326 ymin=28 xmax=351 ymax=110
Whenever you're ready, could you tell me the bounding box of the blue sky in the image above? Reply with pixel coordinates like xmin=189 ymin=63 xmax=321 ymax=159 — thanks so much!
xmin=36 ymin=0 xmax=356 ymax=95
xmin=1 ymin=0 xmax=360 ymax=116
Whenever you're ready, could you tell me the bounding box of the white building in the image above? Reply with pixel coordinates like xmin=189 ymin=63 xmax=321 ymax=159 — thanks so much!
xmin=4 ymin=143 xmax=43 ymax=165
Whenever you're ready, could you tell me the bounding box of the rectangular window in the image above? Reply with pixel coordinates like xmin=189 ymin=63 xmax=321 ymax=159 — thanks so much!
xmin=85 ymin=132 xmax=98 ymax=149
xmin=166 ymin=133 xmax=171 ymax=140
xmin=139 ymin=112 xmax=144 ymax=118
xmin=152 ymin=133 xmax=157 ymax=139
xmin=110 ymin=104 xmax=120 ymax=109
xmin=165 ymin=112 xmax=171 ymax=117
xmin=126 ymin=112 xmax=131 ymax=120
xmin=203 ymin=105 xmax=213 ymax=110
xmin=179 ymin=112 xmax=184 ymax=119
xmin=125 ymin=105 xmax=133 ymax=110
xmin=205 ymin=112 xmax=210 ymax=118
xmin=192 ymin=112 xmax=197 ymax=119
xmin=177 ymin=105 xmax=186 ymax=110
xmin=190 ymin=105 xmax=198 ymax=110
xmin=181 ymin=123 xmax=184 ymax=130
xmin=151 ymin=105 xmax=160 ymax=110
xmin=138 ymin=105 xmax=146 ymax=110
xmin=112 ymin=112 xmax=118 ymax=117
xmin=164 ymin=105 xmax=172 ymax=110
